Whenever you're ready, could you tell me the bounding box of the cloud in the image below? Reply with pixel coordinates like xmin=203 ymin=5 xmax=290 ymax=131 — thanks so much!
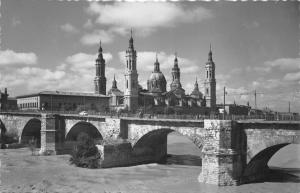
xmin=242 ymin=21 xmax=259 ymax=29
xmin=83 ymin=19 xmax=93 ymax=29
xmin=284 ymin=71 xmax=300 ymax=82
xmin=252 ymin=66 xmax=271 ymax=73
xmin=87 ymin=2 xmax=212 ymax=36
xmin=12 ymin=18 xmax=21 ymax=27
xmin=0 ymin=50 xmax=37 ymax=66
xmin=17 ymin=67 xmax=66 ymax=81
xmin=65 ymin=52 xmax=113 ymax=72
xmin=81 ymin=30 xmax=114 ymax=45
xmin=60 ymin=23 xmax=79 ymax=34
xmin=264 ymin=58 xmax=300 ymax=71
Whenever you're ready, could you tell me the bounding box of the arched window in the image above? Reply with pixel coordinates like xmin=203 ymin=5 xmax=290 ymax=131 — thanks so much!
xmin=206 ymin=88 xmax=209 ymax=95
xmin=126 ymin=80 xmax=128 ymax=88
xmin=207 ymin=71 xmax=208 ymax=78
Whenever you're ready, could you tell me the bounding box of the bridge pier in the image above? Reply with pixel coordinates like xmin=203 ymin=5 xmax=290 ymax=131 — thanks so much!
xmin=39 ymin=114 xmax=57 ymax=155
xmin=198 ymin=120 xmax=243 ymax=186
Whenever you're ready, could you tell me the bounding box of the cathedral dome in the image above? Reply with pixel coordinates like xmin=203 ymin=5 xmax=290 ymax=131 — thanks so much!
xmin=147 ymin=57 xmax=167 ymax=93
xmin=148 ymin=71 xmax=167 ymax=93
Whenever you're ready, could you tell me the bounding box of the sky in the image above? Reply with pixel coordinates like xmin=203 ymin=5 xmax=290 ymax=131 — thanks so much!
xmin=0 ymin=0 xmax=299 ymax=113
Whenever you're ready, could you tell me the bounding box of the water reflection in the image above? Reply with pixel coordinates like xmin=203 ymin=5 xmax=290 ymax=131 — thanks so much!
xmin=162 ymin=154 xmax=202 ymax=166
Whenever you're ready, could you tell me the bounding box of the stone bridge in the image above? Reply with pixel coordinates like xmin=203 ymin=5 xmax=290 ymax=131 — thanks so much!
xmin=0 ymin=112 xmax=299 ymax=186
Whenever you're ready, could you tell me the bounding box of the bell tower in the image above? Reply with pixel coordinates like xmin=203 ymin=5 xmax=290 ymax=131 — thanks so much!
xmin=94 ymin=41 xmax=106 ymax=95
xmin=170 ymin=53 xmax=182 ymax=90
xmin=124 ymin=30 xmax=139 ymax=112
xmin=204 ymin=44 xmax=216 ymax=113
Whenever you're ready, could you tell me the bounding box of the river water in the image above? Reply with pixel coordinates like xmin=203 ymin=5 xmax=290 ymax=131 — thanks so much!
xmin=1 ymin=132 xmax=299 ymax=193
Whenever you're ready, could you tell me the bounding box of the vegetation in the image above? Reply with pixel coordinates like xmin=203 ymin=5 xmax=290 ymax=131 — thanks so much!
xmin=28 ymin=137 xmax=37 ymax=155
xmin=70 ymin=132 xmax=101 ymax=168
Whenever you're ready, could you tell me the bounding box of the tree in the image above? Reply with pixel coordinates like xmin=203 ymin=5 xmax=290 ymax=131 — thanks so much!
xmin=69 ymin=132 xmax=101 ymax=168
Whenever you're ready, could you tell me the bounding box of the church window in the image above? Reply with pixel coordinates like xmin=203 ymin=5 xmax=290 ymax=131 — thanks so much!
xmin=127 ymin=60 xmax=128 ymax=68
xmin=206 ymin=88 xmax=209 ymax=95
xmin=126 ymin=80 xmax=128 ymax=88
xmin=207 ymin=71 xmax=208 ymax=78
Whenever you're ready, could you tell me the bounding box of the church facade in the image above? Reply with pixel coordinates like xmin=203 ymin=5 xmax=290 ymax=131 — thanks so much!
xmin=98 ymin=33 xmax=217 ymax=114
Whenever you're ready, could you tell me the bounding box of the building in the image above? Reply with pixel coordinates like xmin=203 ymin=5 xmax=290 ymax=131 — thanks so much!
xmin=124 ymin=30 xmax=139 ymax=112
xmin=107 ymin=75 xmax=124 ymax=109
xmin=228 ymin=104 xmax=251 ymax=115
xmin=94 ymin=41 xmax=107 ymax=95
xmin=204 ymin=44 xmax=216 ymax=113
xmin=0 ymin=88 xmax=18 ymax=111
xmin=15 ymin=31 xmax=217 ymax=115
xmin=97 ymin=32 xmax=216 ymax=114
xmin=17 ymin=91 xmax=109 ymax=112
xmin=137 ymin=53 xmax=207 ymax=114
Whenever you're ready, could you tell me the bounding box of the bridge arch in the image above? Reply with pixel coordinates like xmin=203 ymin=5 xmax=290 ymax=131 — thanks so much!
xmin=0 ymin=120 xmax=6 ymax=143
xmin=131 ymin=128 xmax=204 ymax=163
xmin=20 ymin=118 xmax=41 ymax=147
xmin=131 ymin=127 xmax=204 ymax=150
xmin=242 ymin=135 xmax=300 ymax=183
xmin=133 ymin=128 xmax=203 ymax=150
xmin=65 ymin=121 xmax=103 ymax=141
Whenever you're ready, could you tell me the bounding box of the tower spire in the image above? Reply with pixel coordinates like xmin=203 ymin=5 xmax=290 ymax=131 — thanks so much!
xmin=129 ymin=28 xmax=134 ymax=49
xmin=98 ymin=40 xmax=102 ymax=53
xmin=94 ymin=40 xmax=106 ymax=95
xmin=112 ymin=74 xmax=117 ymax=89
xmin=154 ymin=52 xmax=160 ymax=72
xmin=208 ymin=44 xmax=213 ymax=61
xmin=174 ymin=52 xmax=178 ymax=67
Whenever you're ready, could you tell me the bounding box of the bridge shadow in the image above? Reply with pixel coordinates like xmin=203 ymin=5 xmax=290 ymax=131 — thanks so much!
xmin=265 ymin=167 xmax=300 ymax=183
xmin=244 ymin=167 xmax=300 ymax=184
xmin=159 ymin=154 xmax=202 ymax=166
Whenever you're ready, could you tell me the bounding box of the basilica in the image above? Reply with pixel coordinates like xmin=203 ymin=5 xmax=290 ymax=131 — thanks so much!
xmin=94 ymin=32 xmax=217 ymax=115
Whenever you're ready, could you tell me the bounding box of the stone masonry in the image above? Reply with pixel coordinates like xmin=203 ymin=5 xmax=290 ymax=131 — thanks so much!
xmin=0 ymin=112 xmax=299 ymax=185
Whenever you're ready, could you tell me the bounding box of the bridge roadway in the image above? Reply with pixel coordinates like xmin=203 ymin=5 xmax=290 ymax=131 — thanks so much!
xmin=0 ymin=111 xmax=299 ymax=186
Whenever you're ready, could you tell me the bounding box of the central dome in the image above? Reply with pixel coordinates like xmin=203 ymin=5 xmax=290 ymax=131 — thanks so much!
xmin=147 ymin=57 xmax=167 ymax=93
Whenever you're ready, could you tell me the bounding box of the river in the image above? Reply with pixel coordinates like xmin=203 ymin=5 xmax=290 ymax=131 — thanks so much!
xmin=0 ymin=132 xmax=299 ymax=193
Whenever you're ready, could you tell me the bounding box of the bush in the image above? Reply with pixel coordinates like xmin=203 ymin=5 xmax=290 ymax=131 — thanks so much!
xmin=28 ymin=137 xmax=37 ymax=155
xmin=69 ymin=133 xmax=101 ymax=168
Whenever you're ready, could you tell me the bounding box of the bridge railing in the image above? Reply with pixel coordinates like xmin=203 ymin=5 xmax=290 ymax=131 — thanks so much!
xmin=0 ymin=110 xmax=299 ymax=121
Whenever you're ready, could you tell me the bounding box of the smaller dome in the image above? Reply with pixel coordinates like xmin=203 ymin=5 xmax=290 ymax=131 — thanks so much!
xmin=190 ymin=90 xmax=203 ymax=99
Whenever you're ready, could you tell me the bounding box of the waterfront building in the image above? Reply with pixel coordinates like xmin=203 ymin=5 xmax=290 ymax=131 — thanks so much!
xmin=17 ymin=91 xmax=109 ymax=112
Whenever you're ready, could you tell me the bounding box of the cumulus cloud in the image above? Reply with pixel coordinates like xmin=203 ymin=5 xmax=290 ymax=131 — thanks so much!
xmin=0 ymin=50 xmax=37 ymax=66
xmin=284 ymin=71 xmax=300 ymax=82
xmin=60 ymin=23 xmax=79 ymax=34
xmin=264 ymin=58 xmax=300 ymax=71
xmin=65 ymin=52 xmax=112 ymax=71
xmin=86 ymin=2 xmax=212 ymax=37
xmin=83 ymin=19 xmax=93 ymax=29
xmin=81 ymin=30 xmax=114 ymax=45
xmin=0 ymin=51 xmax=119 ymax=95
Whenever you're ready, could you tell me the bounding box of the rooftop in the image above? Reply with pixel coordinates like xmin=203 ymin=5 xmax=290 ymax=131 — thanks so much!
xmin=16 ymin=90 xmax=109 ymax=98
